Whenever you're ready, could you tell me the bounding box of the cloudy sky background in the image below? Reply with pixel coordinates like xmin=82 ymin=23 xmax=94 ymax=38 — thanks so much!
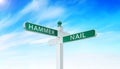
xmin=0 ymin=0 xmax=120 ymax=69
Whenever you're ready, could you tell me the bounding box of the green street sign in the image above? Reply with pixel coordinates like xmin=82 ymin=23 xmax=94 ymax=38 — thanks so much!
xmin=63 ymin=30 xmax=96 ymax=43
xmin=24 ymin=22 xmax=58 ymax=36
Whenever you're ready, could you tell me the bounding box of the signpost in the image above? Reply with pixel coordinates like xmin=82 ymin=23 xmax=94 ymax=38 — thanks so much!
xmin=24 ymin=21 xmax=96 ymax=69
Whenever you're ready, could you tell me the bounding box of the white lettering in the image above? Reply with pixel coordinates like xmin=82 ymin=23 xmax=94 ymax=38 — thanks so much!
xmin=44 ymin=28 xmax=49 ymax=33
xmin=76 ymin=34 xmax=80 ymax=39
xmin=48 ymin=29 xmax=51 ymax=34
xmin=38 ymin=27 xmax=43 ymax=32
xmin=28 ymin=24 xmax=33 ymax=30
xmin=70 ymin=35 xmax=75 ymax=40
xmin=34 ymin=26 xmax=38 ymax=31
xmin=81 ymin=33 xmax=85 ymax=38
xmin=51 ymin=30 xmax=55 ymax=35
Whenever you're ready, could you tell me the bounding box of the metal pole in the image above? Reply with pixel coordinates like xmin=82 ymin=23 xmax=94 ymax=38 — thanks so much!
xmin=57 ymin=21 xmax=63 ymax=69
xmin=57 ymin=43 xmax=63 ymax=69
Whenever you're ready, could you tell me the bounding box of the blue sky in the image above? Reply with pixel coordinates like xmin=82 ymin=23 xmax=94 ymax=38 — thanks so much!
xmin=0 ymin=0 xmax=120 ymax=69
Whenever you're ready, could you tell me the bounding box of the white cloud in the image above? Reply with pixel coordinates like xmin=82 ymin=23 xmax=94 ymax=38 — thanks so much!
xmin=40 ymin=7 xmax=64 ymax=19
xmin=0 ymin=52 xmax=120 ymax=69
xmin=0 ymin=54 xmax=56 ymax=69
xmin=20 ymin=0 xmax=48 ymax=14
xmin=97 ymin=31 xmax=120 ymax=42
xmin=0 ymin=33 xmax=17 ymax=50
xmin=0 ymin=0 xmax=65 ymax=31
xmin=0 ymin=31 xmax=52 ymax=51
xmin=32 ymin=6 xmax=65 ymax=24
xmin=30 ymin=37 xmax=53 ymax=44
xmin=0 ymin=51 xmax=17 ymax=57
xmin=64 ymin=53 xmax=120 ymax=69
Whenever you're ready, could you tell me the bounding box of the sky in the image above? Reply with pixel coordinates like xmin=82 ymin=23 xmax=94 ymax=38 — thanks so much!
xmin=0 ymin=0 xmax=120 ymax=69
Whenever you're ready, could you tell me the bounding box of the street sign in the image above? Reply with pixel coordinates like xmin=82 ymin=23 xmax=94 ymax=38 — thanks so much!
xmin=24 ymin=21 xmax=96 ymax=69
xmin=63 ymin=29 xmax=96 ymax=42
xmin=24 ymin=22 xmax=58 ymax=36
